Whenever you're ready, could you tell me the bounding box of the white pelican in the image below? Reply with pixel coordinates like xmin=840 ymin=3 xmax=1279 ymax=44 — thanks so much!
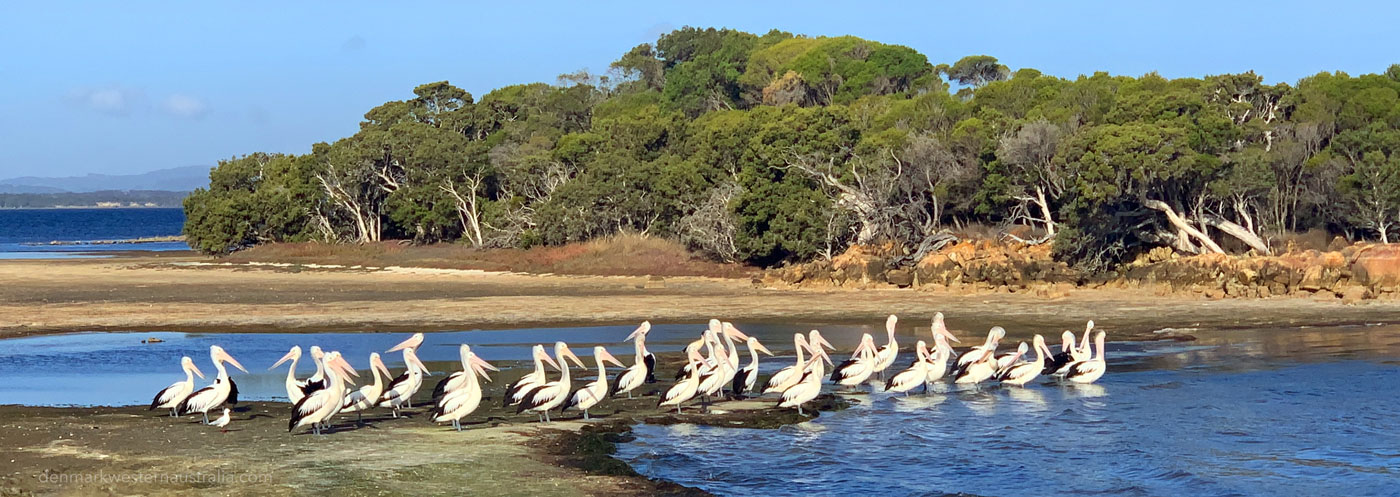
xmin=380 ymin=333 xmax=428 ymax=416
xmin=150 ymin=356 xmax=205 ymax=416
xmin=270 ymin=346 xmax=307 ymax=404
xmin=211 ymin=408 xmax=231 ymax=433
xmin=288 ymin=351 xmax=358 ymax=434
xmin=517 ymin=341 xmax=587 ymax=423
xmin=675 ymin=319 xmax=722 ymax=380
xmin=613 ymin=323 xmax=654 ymax=399
xmin=696 ymin=331 xmax=731 ymax=404
xmin=1042 ymin=330 xmax=1080 ymax=376
xmin=341 ymin=352 xmax=394 ymax=424
xmin=884 ymin=340 xmax=929 ymax=395
xmin=954 ymin=327 xmax=1005 ymax=385
xmin=924 ymin=317 xmax=959 ymax=385
xmin=999 ymin=334 xmax=1050 ymax=386
xmin=762 ymin=333 xmax=811 ymax=395
xmin=176 ymin=345 xmax=248 ymax=424
xmin=431 ymin=345 xmax=497 ymax=431
xmin=830 ymin=334 xmax=879 ymax=389
xmin=300 ymin=345 xmax=327 ymax=398
xmin=718 ymin=322 xmax=749 ymax=395
xmin=563 ymin=346 xmax=624 ymax=420
xmin=659 ymin=349 xmax=707 ymax=414
xmin=954 ymin=326 xmax=1006 ymax=374
xmin=778 ymin=341 xmax=832 ymax=415
xmin=505 ymin=344 xmax=561 ymax=407
xmin=1064 ymin=331 xmax=1107 ymax=384
xmin=872 ymin=315 xmax=900 ymax=380
xmin=731 ymin=336 xmax=773 ymax=398
xmin=996 ymin=342 xmax=1029 ymax=371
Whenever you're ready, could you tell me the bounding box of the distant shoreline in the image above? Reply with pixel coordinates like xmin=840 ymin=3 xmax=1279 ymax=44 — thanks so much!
xmin=21 ymin=235 xmax=185 ymax=246
xmin=0 ymin=205 xmax=183 ymax=210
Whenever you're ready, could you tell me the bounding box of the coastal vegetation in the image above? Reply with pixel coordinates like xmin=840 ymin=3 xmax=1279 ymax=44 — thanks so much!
xmin=0 ymin=190 xmax=187 ymax=209
xmin=183 ymin=27 xmax=1400 ymax=273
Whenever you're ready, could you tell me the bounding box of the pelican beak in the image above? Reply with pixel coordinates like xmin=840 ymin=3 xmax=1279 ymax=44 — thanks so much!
xmin=331 ymin=354 xmax=358 ymax=379
xmin=810 ymin=331 xmax=834 ymax=351
xmin=754 ymin=341 xmax=773 ymax=356
xmin=536 ymin=346 xmax=560 ymax=370
xmin=470 ymin=354 xmax=497 ymax=381
xmin=723 ymin=323 xmax=749 ymax=341
xmin=625 ymin=321 xmax=651 ymax=342
xmin=407 ymin=350 xmax=429 ymax=375
xmin=817 ymin=346 xmax=833 ymax=366
xmin=387 ymin=333 xmax=423 ymax=353
xmin=189 ymin=362 xmax=206 ymax=380
xmin=599 ymin=349 xmax=625 ymax=368
xmin=215 ymin=348 xmax=249 ymax=374
xmin=270 ymin=349 xmax=297 ymax=370
xmin=564 ymin=346 xmax=587 ymax=369
xmin=373 ymin=355 xmax=393 ymax=379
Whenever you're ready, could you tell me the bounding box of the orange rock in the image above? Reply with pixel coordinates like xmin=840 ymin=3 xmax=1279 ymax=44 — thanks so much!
xmin=1352 ymin=244 xmax=1400 ymax=288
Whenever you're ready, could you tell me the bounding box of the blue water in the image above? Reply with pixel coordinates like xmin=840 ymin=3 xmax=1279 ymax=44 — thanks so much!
xmin=0 ymin=208 xmax=189 ymax=257
xmin=617 ymin=326 xmax=1400 ymax=497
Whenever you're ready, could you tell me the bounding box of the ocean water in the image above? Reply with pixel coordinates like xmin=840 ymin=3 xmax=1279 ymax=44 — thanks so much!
xmin=0 ymin=208 xmax=189 ymax=258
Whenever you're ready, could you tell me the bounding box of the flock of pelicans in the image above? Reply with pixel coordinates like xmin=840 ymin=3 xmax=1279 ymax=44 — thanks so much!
xmin=148 ymin=313 xmax=1108 ymax=434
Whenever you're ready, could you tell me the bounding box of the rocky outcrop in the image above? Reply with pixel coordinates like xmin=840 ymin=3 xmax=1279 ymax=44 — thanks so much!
xmin=763 ymin=240 xmax=1400 ymax=302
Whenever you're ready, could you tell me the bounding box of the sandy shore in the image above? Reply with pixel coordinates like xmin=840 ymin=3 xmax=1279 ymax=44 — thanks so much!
xmin=4 ymin=255 xmax=1400 ymax=340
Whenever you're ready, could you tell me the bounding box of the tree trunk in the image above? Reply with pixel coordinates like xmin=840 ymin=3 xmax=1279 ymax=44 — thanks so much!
xmin=1144 ymin=199 xmax=1224 ymax=254
xmin=1203 ymin=216 xmax=1271 ymax=255
xmin=1034 ymin=186 xmax=1056 ymax=238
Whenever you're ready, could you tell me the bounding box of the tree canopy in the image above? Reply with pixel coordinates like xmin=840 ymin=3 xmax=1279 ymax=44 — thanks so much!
xmin=185 ymin=27 xmax=1400 ymax=272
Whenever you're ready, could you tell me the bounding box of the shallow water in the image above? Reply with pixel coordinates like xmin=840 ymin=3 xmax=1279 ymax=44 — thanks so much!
xmin=616 ymin=325 xmax=1400 ymax=497
xmin=0 ymin=207 xmax=188 ymax=258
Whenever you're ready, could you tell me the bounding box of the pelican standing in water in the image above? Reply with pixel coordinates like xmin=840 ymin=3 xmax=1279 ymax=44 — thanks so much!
xmin=731 ymin=336 xmax=773 ymax=398
xmin=563 ymin=346 xmax=624 ymax=420
xmin=504 ymin=344 xmax=561 ymax=407
xmin=999 ymin=334 xmax=1050 ymax=386
xmin=830 ymin=333 xmax=879 ymax=389
xmin=872 ymin=315 xmax=900 ymax=381
xmin=177 ymin=345 xmax=248 ymax=424
xmin=675 ymin=320 xmax=722 ymax=380
xmin=1042 ymin=330 xmax=1080 ymax=376
xmin=517 ymin=341 xmax=587 ymax=423
xmin=270 ymin=346 xmax=307 ymax=404
xmin=924 ymin=316 xmax=959 ymax=387
xmin=431 ymin=345 xmax=497 ymax=431
xmin=954 ymin=327 xmax=1005 ymax=385
xmin=149 ymin=356 xmax=205 ymax=416
xmin=778 ymin=340 xmax=833 ymax=415
xmin=341 ymin=352 xmax=394 ymax=424
xmin=763 ymin=333 xmax=811 ymax=395
xmin=288 ymin=351 xmax=358 ymax=434
xmin=659 ymin=349 xmax=707 ymax=414
xmin=954 ymin=326 xmax=1006 ymax=375
xmin=996 ymin=342 xmax=1029 ymax=371
xmin=613 ymin=323 xmax=655 ymax=399
xmin=1064 ymin=331 xmax=1107 ymax=384
xmin=884 ymin=340 xmax=930 ymax=395
xmin=380 ymin=333 xmax=429 ymax=416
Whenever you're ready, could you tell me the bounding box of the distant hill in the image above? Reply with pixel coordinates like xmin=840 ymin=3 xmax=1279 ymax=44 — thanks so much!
xmin=0 ymin=190 xmax=189 ymax=209
xmin=0 ymin=166 xmax=209 ymax=193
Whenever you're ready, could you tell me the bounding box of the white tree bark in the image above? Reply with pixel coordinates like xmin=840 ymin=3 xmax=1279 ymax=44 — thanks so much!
xmin=441 ymin=175 xmax=485 ymax=248
xmin=1144 ymin=199 xmax=1224 ymax=254
xmin=1203 ymin=216 xmax=1272 ymax=255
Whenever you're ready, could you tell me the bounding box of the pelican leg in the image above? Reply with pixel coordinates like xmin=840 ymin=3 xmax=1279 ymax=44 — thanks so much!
xmin=583 ymin=410 xmax=590 ymax=420
xmin=357 ymin=412 xmax=363 ymax=425
xmin=392 ymin=408 xmax=399 ymax=418
xmin=201 ymin=412 xmax=210 ymax=424
xmin=544 ymin=411 xmax=551 ymax=423
xmin=797 ymin=405 xmax=805 ymax=416
xmin=627 ymin=391 xmax=633 ymax=399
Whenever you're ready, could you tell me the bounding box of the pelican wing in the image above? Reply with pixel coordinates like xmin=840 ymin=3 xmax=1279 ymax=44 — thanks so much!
xmin=149 ymin=381 xmax=184 ymax=410
xmin=175 ymin=386 xmax=215 ymax=415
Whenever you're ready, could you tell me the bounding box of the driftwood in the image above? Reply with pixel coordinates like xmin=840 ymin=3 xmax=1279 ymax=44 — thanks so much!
xmin=890 ymin=232 xmax=959 ymax=268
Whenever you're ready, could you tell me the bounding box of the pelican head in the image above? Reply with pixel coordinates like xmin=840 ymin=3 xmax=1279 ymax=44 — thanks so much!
xmin=181 ymin=356 xmax=206 ymax=379
xmin=533 ymin=344 xmax=560 ymax=370
xmin=807 ymin=330 xmax=834 ymax=352
xmin=369 ymin=352 xmax=393 ymax=380
xmin=885 ymin=314 xmax=898 ymax=339
xmin=932 ymin=312 xmax=960 ymax=343
xmin=989 ymin=326 xmax=1007 ymax=344
xmin=460 ymin=345 xmax=498 ymax=380
xmin=402 ymin=347 xmax=429 ymax=375
xmin=209 ymin=345 xmax=248 ymax=373
xmin=722 ymin=322 xmax=749 ymax=342
xmin=270 ymin=345 xmax=302 ymax=370
xmin=555 ymin=341 xmax=587 ymax=369
xmin=310 ymin=345 xmax=324 ymax=360
xmin=1061 ymin=330 xmax=1077 ymax=353
xmin=625 ymin=321 xmax=652 ymax=342
xmin=325 ymin=351 xmax=358 ymax=379
xmin=747 ymin=337 xmax=773 ymax=356
xmin=593 ymin=346 xmax=625 ymax=368
xmin=388 ymin=333 xmax=425 ymax=353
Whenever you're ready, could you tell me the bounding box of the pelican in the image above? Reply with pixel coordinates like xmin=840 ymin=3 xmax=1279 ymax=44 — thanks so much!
xmin=176 ymin=345 xmax=248 ymax=424
xmin=379 ymin=333 xmax=428 ymax=416
xmin=288 ymin=351 xmax=358 ymax=434
xmin=999 ymin=334 xmax=1050 ymax=386
xmin=924 ymin=317 xmax=959 ymax=386
xmin=430 ymin=345 xmax=497 ymax=431
xmin=830 ymin=334 xmax=879 ymax=389
xmin=613 ymin=323 xmax=654 ymax=399
xmin=149 ymin=356 xmax=205 ymax=416
xmin=731 ymin=336 xmax=773 ymax=398
xmin=270 ymin=346 xmax=307 ymax=404
xmin=954 ymin=326 xmax=1006 ymax=374
xmin=884 ymin=340 xmax=929 ymax=395
xmin=996 ymin=342 xmax=1029 ymax=370
xmin=778 ymin=341 xmax=832 ymax=415
xmin=762 ymin=333 xmax=811 ymax=395
xmin=300 ymin=345 xmax=327 ymax=398
xmin=1064 ymin=331 xmax=1107 ymax=384
xmin=563 ymin=346 xmax=624 ymax=420
xmin=954 ymin=327 xmax=1005 ymax=385
xmin=659 ymin=349 xmax=707 ymax=414
xmin=718 ymin=322 xmax=749 ymax=395
xmin=211 ymin=408 xmax=231 ymax=433
xmin=504 ymin=344 xmax=561 ymax=407
xmin=1042 ymin=330 xmax=1080 ymax=376
xmin=696 ymin=331 xmax=731 ymax=405
xmin=675 ymin=320 xmax=722 ymax=380
xmin=872 ymin=315 xmax=900 ymax=380
xmin=341 ymin=352 xmax=394 ymax=424
xmin=517 ymin=341 xmax=587 ymax=423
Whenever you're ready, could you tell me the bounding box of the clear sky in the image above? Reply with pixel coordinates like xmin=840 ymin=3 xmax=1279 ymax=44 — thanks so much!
xmin=2 ymin=1 xmax=1396 ymax=177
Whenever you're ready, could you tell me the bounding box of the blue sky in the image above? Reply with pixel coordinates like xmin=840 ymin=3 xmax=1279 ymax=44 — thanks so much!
xmin=2 ymin=1 xmax=1396 ymax=178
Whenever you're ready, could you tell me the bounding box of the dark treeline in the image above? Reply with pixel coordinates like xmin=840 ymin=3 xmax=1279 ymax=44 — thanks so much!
xmin=1 ymin=190 xmax=188 ymax=209
xmin=184 ymin=27 xmax=1400 ymax=270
